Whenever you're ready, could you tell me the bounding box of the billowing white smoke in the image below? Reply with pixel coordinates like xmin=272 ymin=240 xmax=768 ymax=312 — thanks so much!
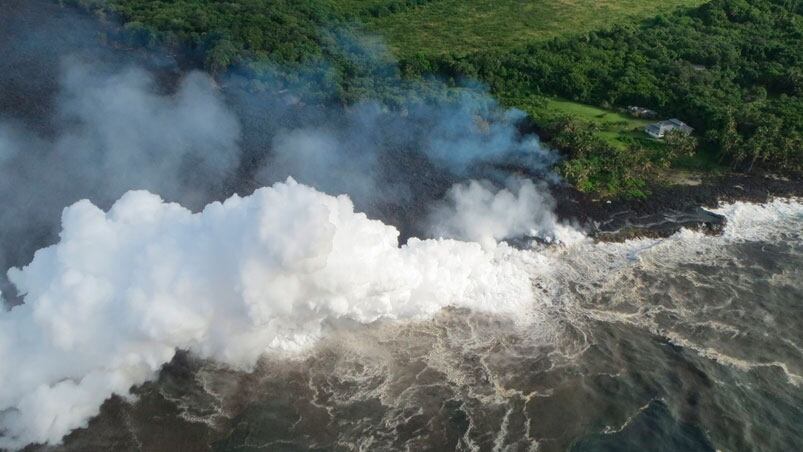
xmin=263 ymin=125 xmax=408 ymax=207
xmin=0 ymin=179 xmax=534 ymax=448
xmin=427 ymin=178 xmax=586 ymax=248
xmin=0 ymin=61 xmax=242 ymax=301
xmin=21 ymin=60 xmax=242 ymax=204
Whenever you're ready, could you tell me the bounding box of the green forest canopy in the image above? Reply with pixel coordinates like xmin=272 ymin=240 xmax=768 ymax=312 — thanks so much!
xmin=69 ymin=0 xmax=803 ymax=195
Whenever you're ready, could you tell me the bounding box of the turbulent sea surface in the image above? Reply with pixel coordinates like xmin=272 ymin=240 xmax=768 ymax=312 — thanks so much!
xmin=38 ymin=199 xmax=802 ymax=452
xmin=3 ymin=3 xmax=801 ymax=450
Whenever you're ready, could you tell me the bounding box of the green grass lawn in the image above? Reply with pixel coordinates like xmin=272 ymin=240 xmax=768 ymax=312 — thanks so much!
xmin=510 ymin=95 xmax=658 ymax=150
xmin=342 ymin=0 xmax=708 ymax=57
xmin=513 ymin=95 xmax=728 ymax=180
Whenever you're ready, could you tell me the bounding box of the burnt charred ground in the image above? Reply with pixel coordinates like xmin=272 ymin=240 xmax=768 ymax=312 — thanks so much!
xmin=1 ymin=0 xmax=801 ymax=293
xmin=0 ymin=0 xmax=189 ymax=135
xmin=0 ymin=0 xmax=192 ymax=302
xmin=551 ymin=173 xmax=803 ymax=241
xmin=2 ymin=4 xmax=802 ymax=452
xmin=0 ymin=0 xmax=460 ymax=302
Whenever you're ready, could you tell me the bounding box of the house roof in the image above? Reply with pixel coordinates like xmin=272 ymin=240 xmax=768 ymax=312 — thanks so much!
xmin=668 ymin=118 xmax=689 ymax=128
xmin=649 ymin=119 xmax=693 ymax=131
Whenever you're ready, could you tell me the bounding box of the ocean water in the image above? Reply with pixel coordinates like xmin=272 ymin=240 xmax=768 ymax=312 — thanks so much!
xmin=38 ymin=200 xmax=802 ymax=451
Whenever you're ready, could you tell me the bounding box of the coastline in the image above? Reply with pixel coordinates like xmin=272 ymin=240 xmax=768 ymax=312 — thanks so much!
xmin=553 ymin=172 xmax=803 ymax=242
xmin=3 ymin=0 xmax=801 ymax=248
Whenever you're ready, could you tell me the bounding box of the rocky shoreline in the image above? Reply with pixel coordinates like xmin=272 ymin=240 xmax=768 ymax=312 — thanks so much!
xmin=3 ymin=0 xmax=801 ymax=251
xmin=553 ymin=173 xmax=802 ymax=242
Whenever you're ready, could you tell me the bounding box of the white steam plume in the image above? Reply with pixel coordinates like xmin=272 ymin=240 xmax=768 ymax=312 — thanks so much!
xmin=427 ymin=178 xmax=586 ymax=248
xmin=53 ymin=61 xmax=241 ymax=199
xmin=0 ymin=179 xmax=533 ymax=448
xmin=0 ymin=60 xmax=242 ymax=302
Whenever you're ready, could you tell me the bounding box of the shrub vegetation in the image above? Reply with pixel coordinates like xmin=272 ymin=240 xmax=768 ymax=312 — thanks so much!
xmin=67 ymin=0 xmax=803 ymax=195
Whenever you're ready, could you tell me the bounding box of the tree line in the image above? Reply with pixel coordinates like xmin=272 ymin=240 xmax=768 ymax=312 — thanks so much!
xmin=401 ymin=0 xmax=803 ymax=174
xmin=66 ymin=0 xmax=803 ymax=193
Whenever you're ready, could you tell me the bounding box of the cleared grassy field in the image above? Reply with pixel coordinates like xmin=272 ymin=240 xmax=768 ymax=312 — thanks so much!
xmin=511 ymin=95 xmax=655 ymax=150
xmin=516 ymin=95 xmax=725 ymax=172
xmin=340 ymin=0 xmax=708 ymax=57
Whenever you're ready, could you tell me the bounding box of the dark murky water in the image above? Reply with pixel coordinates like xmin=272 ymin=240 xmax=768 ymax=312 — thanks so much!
xmin=30 ymin=200 xmax=802 ymax=451
xmin=4 ymin=2 xmax=801 ymax=450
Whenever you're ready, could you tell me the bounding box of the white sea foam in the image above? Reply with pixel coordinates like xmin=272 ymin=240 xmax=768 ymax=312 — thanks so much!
xmin=712 ymin=198 xmax=803 ymax=240
xmin=548 ymin=197 xmax=803 ymax=389
xmin=2 ymin=186 xmax=800 ymax=449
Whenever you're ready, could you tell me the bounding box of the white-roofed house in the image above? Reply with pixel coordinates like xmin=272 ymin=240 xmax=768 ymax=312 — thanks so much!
xmin=645 ymin=118 xmax=693 ymax=139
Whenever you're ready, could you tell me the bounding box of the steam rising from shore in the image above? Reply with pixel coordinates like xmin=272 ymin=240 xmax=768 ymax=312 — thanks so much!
xmin=0 ymin=179 xmax=535 ymax=448
xmin=1 ymin=58 xmax=565 ymax=449
xmin=0 ymin=7 xmax=570 ymax=448
xmin=427 ymin=178 xmax=585 ymax=247
xmin=0 ymin=71 xmax=564 ymax=445
xmin=0 ymin=62 xmax=242 ymax=302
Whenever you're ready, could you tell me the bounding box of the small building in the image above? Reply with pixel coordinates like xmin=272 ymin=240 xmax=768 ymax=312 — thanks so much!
xmin=645 ymin=118 xmax=693 ymax=139
xmin=627 ymin=106 xmax=657 ymax=119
